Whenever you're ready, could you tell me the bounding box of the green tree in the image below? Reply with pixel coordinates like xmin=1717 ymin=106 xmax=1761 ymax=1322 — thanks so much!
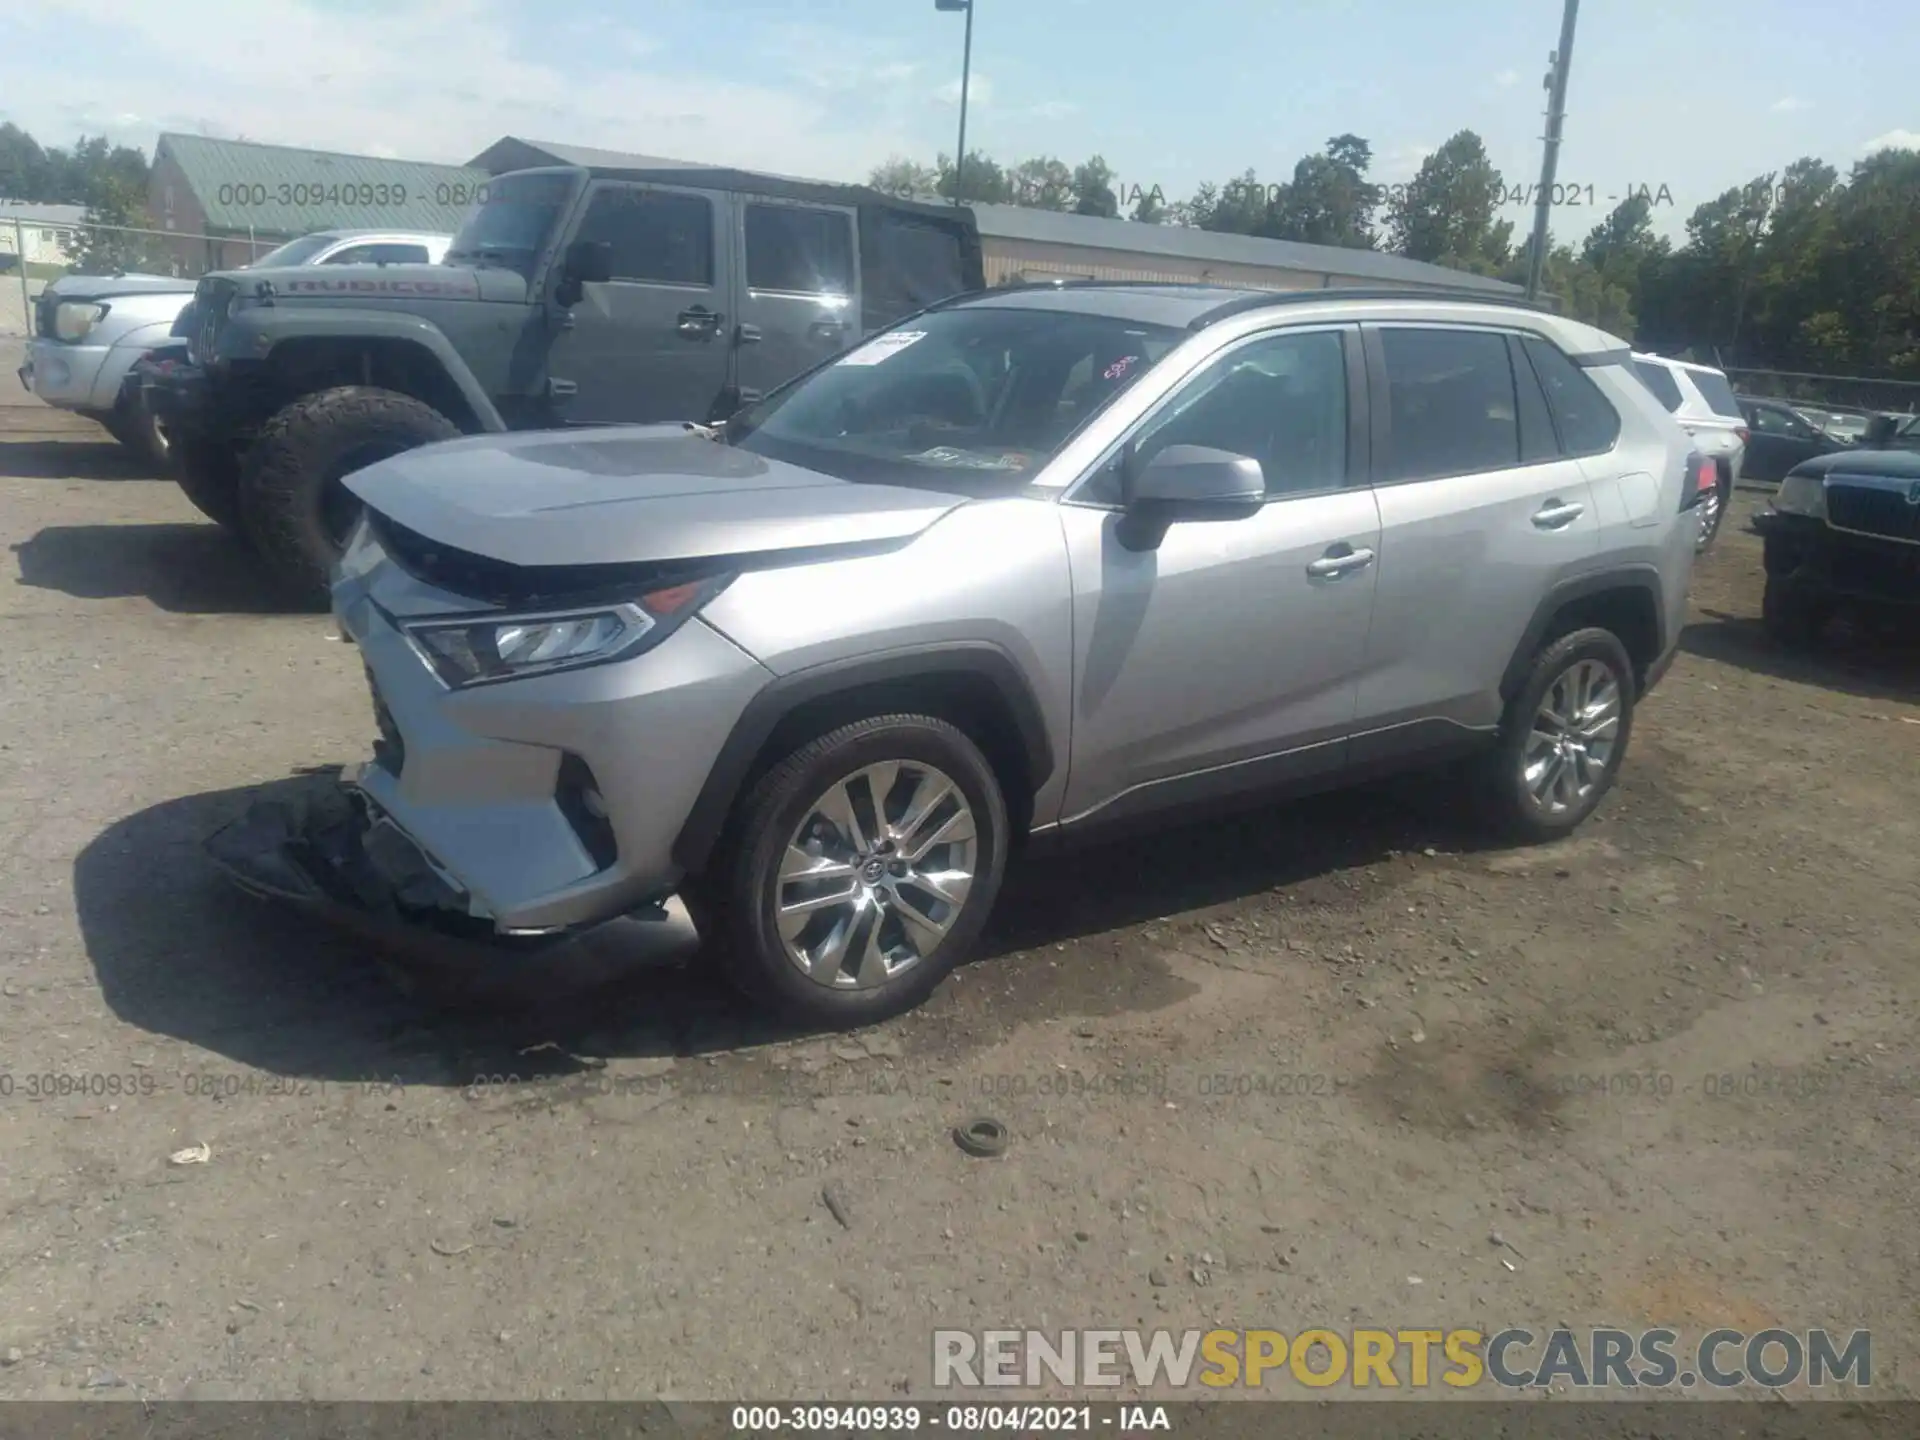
xmin=1384 ymin=130 xmax=1511 ymax=271
xmin=936 ymin=150 xmax=1014 ymax=205
xmin=1199 ymin=169 xmax=1271 ymax=235
xmin=1129 ymin=186 xmax=1167 ymax=224
xmin=869 ymin=156 xmax=940 ymax=199
xmin=1268 ymin=134 xmax=1380 ymax=248
xmin=1008 ymin=156 xmax=1074 ymax=211
xmin=1071 ymin=155 xmax=1119 ymax=218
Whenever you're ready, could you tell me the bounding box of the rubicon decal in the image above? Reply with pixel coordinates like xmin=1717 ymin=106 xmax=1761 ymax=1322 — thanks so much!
xmin=281 ymin=276 xmax=480 ymax=297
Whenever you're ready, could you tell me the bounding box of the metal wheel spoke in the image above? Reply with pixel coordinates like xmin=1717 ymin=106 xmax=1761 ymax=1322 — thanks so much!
xmin=776 ymin=877 xmax=861 ymax=920
xmin=856 ymin=762 xmax=901 ymax=838
xmin=907 ymin=865 xmax=973 ymax=910
xmin=779 ymin=846 xmax=857 ymax=885
xmin=892 ymin=774 xmax=956 ymax=847
xmin=904 ymin=805 xmax=976 ymax=864
xmin=813 ymin=780 xmax=870 ymax=853
xmin=891 ymin=888 xmax=954 ymax=952
xmin=852 ymin=908 xmax=894 ymax=986
xmin=803 ymin=906 xmax=862 ymax=978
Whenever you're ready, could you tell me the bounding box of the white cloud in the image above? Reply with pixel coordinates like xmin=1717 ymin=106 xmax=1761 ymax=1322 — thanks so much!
xmin=1494 ymin=69 xmax=1520 ymax=88
xmin=935 ymin=72 xmax=994 ymax=107
xmin=1379 ymin=143 xmax=1435 ymax=181
xmin=1769 ymin=95 xmax=1812 ymax=113
xmin=1030 ymin=100 xmax=1078 ymax=120
xmin=1861 ymin=127 xmax=1920 ymax=154
xmin=0 ymin=0 xmax=920 ymax=184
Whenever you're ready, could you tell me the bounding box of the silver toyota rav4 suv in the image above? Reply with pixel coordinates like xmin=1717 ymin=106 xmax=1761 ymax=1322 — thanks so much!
xmin=216 ymin=284 xmax=1704 ymax=1026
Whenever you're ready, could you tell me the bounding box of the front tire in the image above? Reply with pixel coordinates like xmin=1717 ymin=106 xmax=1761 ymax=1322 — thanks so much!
xmin=1762 ymin=576 xmax=1831 ymax=649
xmin=1480 ymin=628 xmax=1636 ymax=843
xmin=238 ymin=386 xmax=459 ymax=608
xmin=169 ymin=427 xmax=244 ymax=531
xmin=696 ymin=715 xmax=1009 ymax=1028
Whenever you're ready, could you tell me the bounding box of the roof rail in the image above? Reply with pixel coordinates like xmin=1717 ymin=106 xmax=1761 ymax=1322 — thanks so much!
xmin=1191 ymin=285 xmax=1547 ymax=330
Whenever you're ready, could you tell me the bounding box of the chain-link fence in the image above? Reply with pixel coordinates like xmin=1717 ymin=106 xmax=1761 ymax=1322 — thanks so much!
xmin=1724 ymin=365 xmax=1920 ymax=417
xmin=2 ymin=216 xmax=276 ymax=338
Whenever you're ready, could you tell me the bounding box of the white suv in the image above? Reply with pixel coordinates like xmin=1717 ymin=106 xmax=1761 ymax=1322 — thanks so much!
xmin=1630 ymin=352 xmax=1748 ymax=551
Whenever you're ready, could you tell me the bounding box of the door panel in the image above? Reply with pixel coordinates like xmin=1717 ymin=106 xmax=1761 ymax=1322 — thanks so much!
xmin=550 ymin=182 xmax=734 ymax=424
xmin=1356 ymin=324 xmax=1600 ymax=734
xmin=1057 ymin=324 xmax=1379 ymax=826
xmin=733 ymin=198 xmax=860 ymax=407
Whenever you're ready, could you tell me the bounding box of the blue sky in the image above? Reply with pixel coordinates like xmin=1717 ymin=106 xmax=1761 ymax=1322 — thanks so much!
xmin=2 ymin=0 xmax=1916 ymax=245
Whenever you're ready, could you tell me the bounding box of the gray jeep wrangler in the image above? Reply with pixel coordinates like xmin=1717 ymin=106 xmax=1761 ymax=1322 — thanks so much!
xmin=147 ymin=162 xmax=984 ymax=603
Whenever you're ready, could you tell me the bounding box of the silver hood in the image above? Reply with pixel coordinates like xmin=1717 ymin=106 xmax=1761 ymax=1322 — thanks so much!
xmin=45 ymin=271 xmax=198 ymax=300
xmin=343 ymin=424 xmax=969 ymax=569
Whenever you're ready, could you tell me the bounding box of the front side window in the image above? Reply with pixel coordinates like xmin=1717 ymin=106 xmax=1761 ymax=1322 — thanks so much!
xmin=445 ymin=170 xmax=580 ymax=279
xmin=1749 ymin=403 xmax=1798 ymax=435
xmin=732 ymin=304 xmax=1183 ymax=490
xmin=1379 ymin=327 xmax=1519 ymax=482
xmin=573 ymin=187 xmax=714 ymax=286
xmin=1522 ymin=335 xmax=1621 ymax=455
xmin=746 ymin=204 xmax=854 ymax=296
xmin=1130 ymin=330 xmax=1349 ymax=498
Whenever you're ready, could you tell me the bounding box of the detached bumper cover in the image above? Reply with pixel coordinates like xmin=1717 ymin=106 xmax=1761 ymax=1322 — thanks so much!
xmin=204 ymin=774 xmax=475 ymax=929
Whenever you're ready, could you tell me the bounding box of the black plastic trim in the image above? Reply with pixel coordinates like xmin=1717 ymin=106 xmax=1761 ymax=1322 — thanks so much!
xmin=671 ymin=642 xmax=1054 ymax=874
xmin=1499 ymin=566 xmax=1668 ymax=702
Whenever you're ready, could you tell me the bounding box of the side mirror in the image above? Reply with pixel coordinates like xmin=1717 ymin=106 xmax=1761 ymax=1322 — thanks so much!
xmin=564 ymin=239 xmax=614 ymax=286
xmin=1116 ymin=444 xmax=1265 ymax=549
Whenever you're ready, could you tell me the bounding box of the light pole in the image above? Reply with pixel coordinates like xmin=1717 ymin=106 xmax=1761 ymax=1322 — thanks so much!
xmin=936 ymin=0 xmax=974 ymax=203
xmin=1525 ymin=0 xmax=1580 ymax=302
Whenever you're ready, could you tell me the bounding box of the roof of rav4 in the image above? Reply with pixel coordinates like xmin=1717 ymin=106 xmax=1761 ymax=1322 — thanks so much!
xmin=942 ymin=282 xmax=1630 ymax=356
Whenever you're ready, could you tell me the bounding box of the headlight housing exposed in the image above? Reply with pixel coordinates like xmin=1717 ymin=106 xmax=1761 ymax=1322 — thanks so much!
xmin=1772 ymin=472 xmax=1827 ymax=520
xmin=53 ymin=300 xmax=108 ymax=342
xmin=401 ymin=579 xmax=727 ymax=688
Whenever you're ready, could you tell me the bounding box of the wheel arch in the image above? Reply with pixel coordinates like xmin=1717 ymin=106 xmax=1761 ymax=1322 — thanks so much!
xmin=1501 ymin=567 xmax=1668 ymax=702
xmin=672 ymin=643 xmax=1055 ymax=876
xmin=231 ymin=311 xmax=504 ymax=433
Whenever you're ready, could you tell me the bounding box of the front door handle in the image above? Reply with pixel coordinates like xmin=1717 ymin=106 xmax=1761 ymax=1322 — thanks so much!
xmin=676 ymin=307 xmax=723 ymax=340
xmin=1306 ymin=544 xmax=1376 ymax=579
xmin=1532 ymin=499 xmax=1585 ymax=529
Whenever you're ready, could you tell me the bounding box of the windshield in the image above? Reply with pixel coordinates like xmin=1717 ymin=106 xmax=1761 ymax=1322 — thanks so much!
xmin=446 ymin=170 xmax=580 ymax=278
xmin=248 ymin=234 xmax=334 ymax=268
xmin=731 ymin=304 xmax=1184 ymax=489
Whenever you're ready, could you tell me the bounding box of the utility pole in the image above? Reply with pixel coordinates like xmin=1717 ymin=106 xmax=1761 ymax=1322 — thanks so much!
xmin=1525 ymin=0 xmax=1580 ymax=301
xmin=936 ymin=0 xmax=975 ymax=204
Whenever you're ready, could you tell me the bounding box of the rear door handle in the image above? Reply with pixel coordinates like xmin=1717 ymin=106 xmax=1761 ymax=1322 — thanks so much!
xmin=735 ymin=323 xmax=764 ymax=345
xmin=1306 ymin=544 xmax=1376 ymax=579
xmin=1532 ymin=499 xmax=1585 ymax=529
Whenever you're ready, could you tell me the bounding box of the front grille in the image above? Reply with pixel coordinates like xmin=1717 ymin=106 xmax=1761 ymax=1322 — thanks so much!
xmin=364 ymin=665 xmax=404 ymax=774
xmin=1828 ymin=483 xmax=1920 ymax=544
xmin=189 ymin=278 xmax=235 ymax=364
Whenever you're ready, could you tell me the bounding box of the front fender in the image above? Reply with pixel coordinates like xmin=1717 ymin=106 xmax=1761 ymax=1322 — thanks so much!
xmin=92 ymin=320 xmax=184 ymax=408
xmin=217 ymin=307 xmax=506 ymax=432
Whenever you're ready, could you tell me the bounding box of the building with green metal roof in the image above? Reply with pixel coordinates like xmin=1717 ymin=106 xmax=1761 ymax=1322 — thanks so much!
xmin=149 ymin=133 xmax=488 ymax=271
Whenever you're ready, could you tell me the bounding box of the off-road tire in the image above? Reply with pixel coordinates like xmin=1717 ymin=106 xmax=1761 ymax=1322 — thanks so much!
xmin=239 ymin=386 xmax=459 ymax=608
xmin=1479 ymin=627 xmax=1636 ymax=844
xmin=169 ymin=427 xmax=244 ymax=531
xmin=693 ymin=714 xmax=1010 ymax=1029
xmin=1762 ymin=576 xmax=1831 ymax=650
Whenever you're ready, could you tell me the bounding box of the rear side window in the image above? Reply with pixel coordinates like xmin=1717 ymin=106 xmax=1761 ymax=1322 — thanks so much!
xmin=1522 ymin=336 xmax=1621 ymax=455
xmin=575 ymin=187 xmax=715 ymax=286
xmin=1378 ymin=327 xmax=1519 ymax=481
xmin=746 ymin=204 xmax=855 ymax=296
xmin=1686 ymin=367 xmax=1743 ymax=418
xmin=1631 ymin=360 xmax=1684 ymax=412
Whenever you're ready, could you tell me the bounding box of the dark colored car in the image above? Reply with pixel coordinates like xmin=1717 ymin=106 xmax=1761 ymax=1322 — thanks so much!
xmin=1754 ymin=442 xmax=1920 ymax=645
xmin=1736 ymin=394 xmax=1848 ymax=482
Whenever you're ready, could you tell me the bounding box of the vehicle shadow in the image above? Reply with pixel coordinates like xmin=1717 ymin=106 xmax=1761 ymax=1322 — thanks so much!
xmin=13 ymin=522 xmax=286 ymax=615
xmin=1681 ymin=609 xmax=1920 ymax=703
xmin=75 ymin=771 xmax=1501 ymax=1088
xmin=0 ymin=436 xmax=161 ymax=481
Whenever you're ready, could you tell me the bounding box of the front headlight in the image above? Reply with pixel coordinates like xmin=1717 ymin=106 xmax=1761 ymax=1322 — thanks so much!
xmin=1772 ymin=472 xmax=1827 ymax=519
xmin=400 ymin=579 xmax=728 ymax=688
xmin=53 ymin=300 xmax=108 ymax=342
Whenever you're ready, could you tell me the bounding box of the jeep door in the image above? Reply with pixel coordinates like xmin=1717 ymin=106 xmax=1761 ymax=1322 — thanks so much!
xmin=1055 ymin=324 xmax=1381 ymax=828
xmin=550 ymin=181 xmax=734 ymax=424
xmin=731 ymin=197 xmax=861 ymax=408
xmin=1353 ymin=325 xmax=1601 ymax=746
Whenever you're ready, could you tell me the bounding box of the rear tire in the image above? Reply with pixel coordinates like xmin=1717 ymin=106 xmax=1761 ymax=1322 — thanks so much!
xmin=239 ymin=386 xmax=459 ymax=608
xmin=695 ymin=714 xmax=1009 ymax=1029
xmin=169 ymin=427 xmax=244 ymax=532
xmin=1694 ymin=464 xmax=1730 ymax=553
xmin=1479 ymin=628 xmax=1636 ymax=843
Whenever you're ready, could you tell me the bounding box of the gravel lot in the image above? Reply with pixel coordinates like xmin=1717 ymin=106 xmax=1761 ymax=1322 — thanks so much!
xmin=3 ymin=340 xmax=1918 ymax=1405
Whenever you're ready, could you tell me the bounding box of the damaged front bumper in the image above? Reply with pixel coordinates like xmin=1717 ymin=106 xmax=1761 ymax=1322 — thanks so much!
xmin=203 ymin=773 xmax=543 ymax=943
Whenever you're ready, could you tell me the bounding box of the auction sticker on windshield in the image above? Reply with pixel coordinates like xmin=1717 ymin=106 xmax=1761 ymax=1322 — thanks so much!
xmin=838 ymin=331 xmax=928 ymax=366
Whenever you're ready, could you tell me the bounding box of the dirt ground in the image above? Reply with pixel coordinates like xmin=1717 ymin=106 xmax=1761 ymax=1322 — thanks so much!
xmin=2 ymin=343 xmax=1918 ymax=1405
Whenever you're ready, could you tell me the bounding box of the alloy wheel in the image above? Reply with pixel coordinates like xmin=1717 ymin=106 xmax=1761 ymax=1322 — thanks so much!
xmin=773 ymin=760 xmax=978 ymax=989
xmin=1522 ymin=659 xmax=1622 ymax=816
xmin=1695 ymin=480 xmax=1723 ymax=549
